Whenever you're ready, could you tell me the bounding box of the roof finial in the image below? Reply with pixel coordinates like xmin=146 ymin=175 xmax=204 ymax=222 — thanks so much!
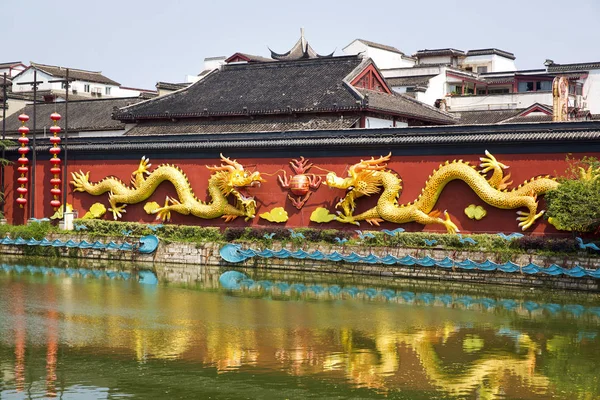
xmin=300 ymin=27 xmax=306 ymax=51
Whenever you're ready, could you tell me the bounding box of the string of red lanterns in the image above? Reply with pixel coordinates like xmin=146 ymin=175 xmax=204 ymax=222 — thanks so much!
xmin=49 ymin=112 xmax=62 ymax=210
xmin=16 ymin=114 xmax=30 ymax=208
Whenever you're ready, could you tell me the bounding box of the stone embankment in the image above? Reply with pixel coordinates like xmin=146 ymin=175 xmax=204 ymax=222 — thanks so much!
xmin=0 ymin=234 xmax=598 ymax=291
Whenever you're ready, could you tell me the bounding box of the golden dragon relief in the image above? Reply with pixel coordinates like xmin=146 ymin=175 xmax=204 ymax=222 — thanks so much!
xmin=71 ymin=154 xmax=265 ymax=222
xmin=324 ymin=151 xmax=559 ymax=232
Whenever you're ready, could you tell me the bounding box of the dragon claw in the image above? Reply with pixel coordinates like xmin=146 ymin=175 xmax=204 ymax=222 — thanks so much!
xmin=443 ymin=211 xmax=459 ymax=234
xmin=335 ymin=212 xmax=360 ymax=226
xmin=516 ymin=210 xmax=545 ymax=230
xmin=365 ymin=218 xmax=384 ymax=226
xmin=108 ymin=204 xmax=127 ymax=220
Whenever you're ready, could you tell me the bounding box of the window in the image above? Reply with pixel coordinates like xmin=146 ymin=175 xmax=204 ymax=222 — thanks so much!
xmin=84 ymin=84 xmax=90 ymax=93
xmin=540 ymin=81 xmax=552 ymax=91
xmin=105 ymin=87 xmax=111 ymax=95
xmin=518 ymin=82 xmax=534 ymax=92
xmin=476 ymin=66 xmax=488 ymax=74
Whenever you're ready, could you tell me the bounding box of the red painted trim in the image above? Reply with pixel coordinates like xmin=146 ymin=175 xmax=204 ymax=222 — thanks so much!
xmin=518 ymin=105 xmax=553 ymax=117
xmin=350 ymin=64 xmax=392 ymax=94
xmin=446 ymin=72 xmax=486 ymax=85
xmin=225 ymin=53 xmax=251 ymax=63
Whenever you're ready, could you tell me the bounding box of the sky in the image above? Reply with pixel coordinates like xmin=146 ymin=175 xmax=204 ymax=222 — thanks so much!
xmin=3 ymin=0 xmax=600 ymax=90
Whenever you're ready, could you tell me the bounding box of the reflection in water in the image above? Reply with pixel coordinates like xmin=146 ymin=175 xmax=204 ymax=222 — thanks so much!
xmin=0 ymin=264 xmax=599 ymax=399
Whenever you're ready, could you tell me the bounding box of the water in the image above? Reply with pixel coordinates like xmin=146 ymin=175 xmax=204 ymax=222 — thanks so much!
xmin=0 ymin=261 xmax=599 ymax=399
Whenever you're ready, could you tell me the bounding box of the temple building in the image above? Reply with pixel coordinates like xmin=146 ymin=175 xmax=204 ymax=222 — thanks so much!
xmin=114 ymin=34 xmax=455 ymax=135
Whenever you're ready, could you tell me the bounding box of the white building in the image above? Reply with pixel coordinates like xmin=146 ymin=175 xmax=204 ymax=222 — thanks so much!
xmin=344 ymin=41 xmax=599 ymax=117
xmin=11 ymin=62 xmax=156 ymax=102
xmin=0 ymin=61 xmax=27 ymax=78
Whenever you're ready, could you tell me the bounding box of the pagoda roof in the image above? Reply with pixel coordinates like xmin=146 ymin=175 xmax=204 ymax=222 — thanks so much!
xmin=269 ymin=29 xmax=334 ymax=61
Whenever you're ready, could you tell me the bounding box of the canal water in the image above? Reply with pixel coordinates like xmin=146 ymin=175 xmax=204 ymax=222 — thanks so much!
xmin=0 ymin=260 xmax=599 ymax=399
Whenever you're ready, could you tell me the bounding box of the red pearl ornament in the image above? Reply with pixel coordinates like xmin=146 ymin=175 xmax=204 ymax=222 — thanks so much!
xmin=49 ymin=113 xmax=62 ymax=210
xmin=16 ymin=197 xmax=27 ymax=205
xmin=18 ymin=157 xmax=29 ymax=165
xmin=17 ymin=177 xmax=28 ymax=184
xmin=16 ymin=187 xmax=28 ymax=194
xmin=18 ymin=114 xmax=30 ymax=122
xmin=18 ymin=126 xmax=29 ymax=134
xmin=18 ymin=137 xmax=29 ymax=144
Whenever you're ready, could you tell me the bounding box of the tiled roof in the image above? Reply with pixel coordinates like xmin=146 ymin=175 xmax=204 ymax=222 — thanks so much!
xmin=26 ymin=62 xmax=120 ymax=86
xmin=385 ymin=75 xmax=437 ymax=87
xmin=2 ymin=97 xmax=142 ymax=134
xmin=466 ymin=48 xmax=516 ymax=60
xmin=451 ymin=109 xmax=522 ymax=125
xmin=124 ymin=115 xmax=359 ymax=136
xmin=116 ymin=56 xmax=365 ymax=119
xmin=0 ymin=61 xmax=24 ymax=69
xmin=115 ymin=56 xmax=454 ymax=126
xmin=226 ymin=53 xmax=274 ymax=63
xmin=354 ymin=39 xmax=405 ymax=55
xmin=414 ymin=48 xmax=465 ymax=58
xmin=155 ymin=82 xmax=190 ymax=91
xmin=501 ymin=115 xmax=553 ymax=124
xmin=35 ymin=122 xmax=600 ymax=153
xmin=358 ymin=89 xmax=456 ymax=124
xmin=547 ymin=61 xmax=600 ymax=72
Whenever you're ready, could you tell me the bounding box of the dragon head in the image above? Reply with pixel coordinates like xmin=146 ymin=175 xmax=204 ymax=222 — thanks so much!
xmin=324 ymin=155 xmax=390 ymax=216
xmin=207 ymin=154 xmax=265 ymax=219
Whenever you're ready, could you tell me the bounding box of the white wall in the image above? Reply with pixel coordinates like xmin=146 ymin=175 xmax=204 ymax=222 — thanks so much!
xmin=343 ymin=41 xmax=415 ymax=70
xmin=462 ymin=55 xmax=516 ymax=73
xmin=446 ymin=91 xmax=571 ymax=111
xmin=12 ymin=68 xmax=146 ymax=99
xmin=583 ymin=69 xmax=600 ymax=114
xmin=365 ymin=116 xmax=394 ymax=128
xmin=491 ymin=55 xmax=517 ymax=72
xmin=415 ymin=72 xmax=448 ymax=106
xmin=417 ymin=55 xmax=453 ymax=65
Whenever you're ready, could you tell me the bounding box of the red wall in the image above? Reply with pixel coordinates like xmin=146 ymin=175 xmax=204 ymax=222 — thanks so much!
xmin=4 ymin=151 xmax=598 ymax=235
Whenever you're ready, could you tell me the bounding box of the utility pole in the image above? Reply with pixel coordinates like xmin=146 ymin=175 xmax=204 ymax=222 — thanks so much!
xmin=1 ymin=73 xmax=8 ymax=217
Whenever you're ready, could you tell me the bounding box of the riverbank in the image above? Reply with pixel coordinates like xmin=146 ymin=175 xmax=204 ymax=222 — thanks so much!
xmin=0 ymin=232 xmax=599 ymax=291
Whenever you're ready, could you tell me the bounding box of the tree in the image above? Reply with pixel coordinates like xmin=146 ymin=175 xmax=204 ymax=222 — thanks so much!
xmin=545 ymin=157 xmax=600 ymax=233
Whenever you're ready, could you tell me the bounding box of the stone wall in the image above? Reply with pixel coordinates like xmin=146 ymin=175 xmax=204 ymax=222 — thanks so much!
xmin=1 ymin=235 xmax=598 ymax=291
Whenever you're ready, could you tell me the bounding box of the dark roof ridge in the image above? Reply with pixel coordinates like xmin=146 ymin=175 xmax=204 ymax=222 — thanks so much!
xmin=30 ymin=61 xmax=103 ymax=74
xmin=222 ymin=54 xmax=360 ymax=70
xmin=352 ymin=39 xmax=405 ymax=55
xmin=466 ymin=48 xmax=516 ymax=60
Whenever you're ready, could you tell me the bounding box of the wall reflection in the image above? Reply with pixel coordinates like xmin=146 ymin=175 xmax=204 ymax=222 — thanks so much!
xmin=0 ymin=267 xmax=598 ymax=399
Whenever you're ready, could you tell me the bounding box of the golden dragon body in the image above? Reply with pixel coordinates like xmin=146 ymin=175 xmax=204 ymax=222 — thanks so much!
xmin=71 ymin=154 xmax=265 ymax=221
xmin=325 ymin=151 xmax=559 ymax=232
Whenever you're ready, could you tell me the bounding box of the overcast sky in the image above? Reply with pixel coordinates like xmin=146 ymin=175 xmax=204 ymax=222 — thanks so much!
xmin=3 ymin=0 xmax=599 ymax=90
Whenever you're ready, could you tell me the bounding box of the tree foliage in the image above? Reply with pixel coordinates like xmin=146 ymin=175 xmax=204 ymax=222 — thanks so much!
xmin=545 ymin=156 xmax=600 ymax=233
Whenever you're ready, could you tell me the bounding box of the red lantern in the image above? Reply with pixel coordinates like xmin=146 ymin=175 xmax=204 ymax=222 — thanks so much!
xmin=49 ymin=113 xmax=62 ymax=210
xmin=16 ymin=114 xmax=29 ymax=208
